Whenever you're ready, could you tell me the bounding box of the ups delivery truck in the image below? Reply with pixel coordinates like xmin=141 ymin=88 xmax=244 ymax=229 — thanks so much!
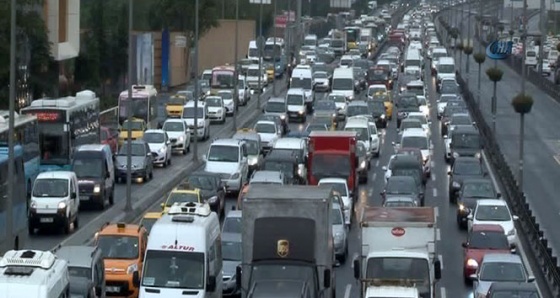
xmin=236 ymin=184 xmax=335 ymax=298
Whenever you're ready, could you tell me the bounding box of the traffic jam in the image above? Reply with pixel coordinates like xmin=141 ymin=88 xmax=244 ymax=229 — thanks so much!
xmin=0 ymin=0 xmax=543 ymax=298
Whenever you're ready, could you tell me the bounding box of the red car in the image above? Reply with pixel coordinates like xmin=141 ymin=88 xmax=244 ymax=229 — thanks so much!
xmin=101 ymin=126 xmax=119 ymax=154
xmin=462 ymin=224 xmax=513 ymax=283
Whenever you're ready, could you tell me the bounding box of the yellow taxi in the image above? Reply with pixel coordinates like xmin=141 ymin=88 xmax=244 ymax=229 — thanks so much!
xmin=140 ymin=212 xmax=162 ymax=234
xmin=165 ymin=94 xmax=187 ymax=118
xmin=118 ymin=118 xmax=147 ymax=146
xmin=95 ymin=222 xmax=147 ymax=297
xmin=372 ymin=92 xmax=393 ymax=120
xmin=160 ymin=186 xmax=202 ymax=213
xmin=265 ymin=64 xmax=275 ymax=82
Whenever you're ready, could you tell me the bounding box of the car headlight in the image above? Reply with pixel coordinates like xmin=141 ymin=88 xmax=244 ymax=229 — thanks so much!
xmin=458 ymin=203 xmax=469 ymax=212
xmin=347 ymin=95 xmax=354 ymax=101
xmin=466 ymin=259 xmax=478 ymax=268
xmin=299 ymin=110 xmax=304 ymax=114
xmin=159 ymin=147 xmax=166 ymax=153
xmin=280 ymin=114 xmax=286 ymax=120
xmin=380 ymin=114 xmax=386 ymax=119
xmin=57 ymin=201 xmax=67 ymax=209
xmin=127 ymin=263 xmax=138 ymax=274
xmin=332 ymin=113 xmax=337 ymax=118
xmin=452 ymin=181 xmax=461 ymax=188
xmin=248 ymin=157 xmax=258 ymax=166
xmin=507 ymin=229 xmax=515 ymax=236
xmin=231 ymin=172 xmax=240 ymax=180
xmin=30 ymin=200 xmax=37 ymax=210
xmin=475 ymin=152 xmax=481 ymax=159
xmin=207 ymin=196 xmax=218 ymax=204
xmin=453 ymin=152 xmax=460 ymax=158
xmin=178 ymin=136 xmax=184 ymax=142
xmin=198 ymin=121 xmax=205 ymax=126
xmin=360 ymin=160 xmax=367 ymax=169
xmin=93 ymin=185 xmax=101 ymax=193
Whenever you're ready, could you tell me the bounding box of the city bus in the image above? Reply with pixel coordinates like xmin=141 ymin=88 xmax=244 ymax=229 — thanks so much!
xmin=0 ymin=144 xmax=28 ymax=254
xmin=21 ymin=90 xmax=101 ymax=172
xmin=118 ymin=85 xmax=158 ymax=128
xmin=210 ymin=65 xmax=236 ymax=95
xmin=344 ymin=26 xmax=361 ymax=50
xmin=0 ymin=112 xmax=40 ymax=196
xmin=263 ymin=38 xmax=286 ymax=78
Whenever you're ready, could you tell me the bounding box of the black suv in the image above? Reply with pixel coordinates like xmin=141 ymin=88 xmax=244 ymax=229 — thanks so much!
xmin=263 ymin=149 xmax=306 ymax=185
xmin=448 ymin=157 xmax=485 ymax=203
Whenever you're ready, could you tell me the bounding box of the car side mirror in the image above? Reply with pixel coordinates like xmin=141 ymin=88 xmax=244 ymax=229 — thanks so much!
xmin=528 ymin=276 xmax=535 ymax=283
xmin=469 ymin=273 xmax=478 ymax=281
xmin=447 ymin=171 xmax=451 ymax=175
xmin=467 ymin=214 xmax=473 ymax=220
xmin=71 ymin=193 xmax=77 ymax=199
xmin=461 ymin=242 xmax=467 ymax=248
xmin=235 ymin=266 xmax=242 ymax=289
xmin=166 ymin=140 xmax=171 ymax=145
xmin=443 ymin=135 xmax=448 ymax=139
xmin=132 ymin=271 xmax=140 ymax=287
xmin=513 ymin=215 xmax=519 ymax=220
xmin=382 ymin=166 xmax=388 ymax=171
xmin=206 ymin=275 xmax=217 ymax=292
xmin=497 ymin=193 xmax=502 ymax=198
xmin=147 ymin=152 xmax=151 ymax=157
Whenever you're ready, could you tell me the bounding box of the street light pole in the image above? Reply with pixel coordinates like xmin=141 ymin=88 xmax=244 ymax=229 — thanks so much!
xmin=232 ymin=0 xmax=240 ymax=132
xmin=519 ymin=0 xmax=528 ymax=192
xmin=257 ymin=0 xmax=264 ymax=111
xmin=7 ymin=0 xmax=17 ymax=248
xmin=466 ymin=0 xmax=472 ymax=86
xmin=192 ymin=0 xmax=200 ymax=162
xmin=125 ymin=0 xmax=134 ymax=212
xmin=272 ymin=0 xmax=278 ymax=97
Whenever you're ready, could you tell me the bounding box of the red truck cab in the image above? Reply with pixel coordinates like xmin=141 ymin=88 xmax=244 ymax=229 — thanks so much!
xmin=307 ymin=131 xmax=358 ymax=199
xmin=101 ymin=126 xmax=119 ymax=154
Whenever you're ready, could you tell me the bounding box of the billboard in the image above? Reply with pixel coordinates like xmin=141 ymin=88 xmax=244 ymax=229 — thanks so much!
xmin=330 ymin=0 xmax=351 ymax=8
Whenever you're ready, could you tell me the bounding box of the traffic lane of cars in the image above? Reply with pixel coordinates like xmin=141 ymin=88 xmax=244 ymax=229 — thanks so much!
xmin=454 ymin=9 xmax=560 ymax=258
xmin=26 ymin=79 xmax=287 ymax=252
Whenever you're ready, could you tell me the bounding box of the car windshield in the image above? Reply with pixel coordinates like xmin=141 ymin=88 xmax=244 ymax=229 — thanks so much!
xmin=440 ymin=82 xmax=458 ymax=94
xmin=454 ymin=161 xmax=482 ymax=175
xmin=142 ymin=250 xmax=204 ymax=289
xmin=315 ymin=101 xmax=336 ymax=110
xmin=255 ymin=123 xmax=276 ymax=134
xmin=332 ymin=78 xmax=354 ymax=90
xmin=247 ymin=68 xmax=261 ymax=77
xmin=314 ymin=72 xmax=328 ymax=79
xmin=290 ymin=77 xmax=312 ymax=89
xmin=306 ymin=124 xmax=327 ymax=132
xmin=183 ymin=107 xmax=204 ymax=118
xmin=384 ymin=199 xmax=416 ymax=207
xmin=72 ymin=158 xmax=103 ymax=178
xmin=469 ymin=230 xmax=509 ymax=249
xmin=265 ymin=102 xmax=286 ymax=113
xmin=165 ymin=192 xmax=199 ymax=207
xmin=451 ymin=115 xmax=471 ymax=125
xmin=186 ymin=176 xmax=215 ymax=190
xmin=263 ymin=162 xmax=293 ymax=177
xmin=243 ymin=140 xmax=259 ymax=155
xmin=330 ymin=39 xmax=344 ymax=47
xmin=33 ymin=178 xmax=68 ymax=198
xmin=367 ymin=101 xmax=385 ymax=112
xmin=439 ymin=95 xmax=455 ymax=103
xmin=287 ymin=94 xmax=304 ymax=105
xmin=97 ymin=235 xmax=139 ymax=259
xmin=480 ymin=262 xmax=526 ymax=282
xmin=68 ymin=266 xmax=91 ymax=279
xmin=345 ymin=127 xmax=369 ymax=142
xmin=402 ymin=136 xmax=428 ymax=149
xmin=386 ymin=179 xmax=417 ymax=194
xmin=143 ymin=132 xmax=165 ymax=144
xmin=206 ymin=97 xmax=222 ymax=107
xmin=118 ymin=143 xmax=146 ymax=156
xmin=329 ymin=95 xmax=346 ymax=103
xmin=207 ymin=145 xmax=239 ymax=162
xmin=401 ymin=120 xmax=422 ymax=130
xmin=168 ymin=96 xmax=185 ymax=105
xmin=121 ymin=121 xmax=143 ymax=131
xmin=163 ymin=121 xmax=184 ymax=132
xmin=399 ymin=96 xmax=419 ymax=108
xmin=438 ymin=64 xmax=455 ymax=74
xmin=462 ymin=182 xmax=494 ymax=198
xmin=490 ymin=290 xmax=539 ymax=298
xmin=223 ymin=216 xmax=242 ymax=234
xmin=331 ymin=208 xmax=343 ymax=225
xmin=452 ymin=133 xmax=480 ymax=148
xmin=222 ymin=240 xmax=242 ymax=261
xmin=368 ymin=70 xmax=388 ymax=81
xmin=368 ymin=87 xmax=386 ymax=96
xmin=319 ymin=182 xmax=348 ymax=196
xmin=219 ymin=92 xmax=233 ymax=100
xmin=476 ymin=205 xmax=512 ymax=221
xmin=408 ymin=115 xmax=427 ymax=125
xmin=347 ymin=105 xmax=369 ymax=117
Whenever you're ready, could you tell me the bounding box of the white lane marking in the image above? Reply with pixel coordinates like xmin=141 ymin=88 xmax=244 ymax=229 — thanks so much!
xmin=434 ymin=206 xmax=439 ymax=218
xmin=375 ymin=160 xmax=380 ymax=167
xmin=441 ymin=287 xmax=447 ymax=298
xmin=431 ymin=173 xmax=436 ymax=181
xmin=438 ymin=254 xmax=444 ymax=269
xmin=344 ymin=284 xmax=352 ymax=298
xmin=368 ymin=189 xmax=373 ymax=197
xmin=433 ymin=188 xmax=438 ymax=197
xmin=372 ymin=173 xmax=377 ymax=181
xmin=431 ymin=160 xmax=436 ymax=168
xmin=436 ymin=228 xmax=441 ymax=241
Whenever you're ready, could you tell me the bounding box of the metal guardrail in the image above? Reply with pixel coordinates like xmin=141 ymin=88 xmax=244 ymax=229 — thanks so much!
xmin=435 ymin=4 xmax=560 ymax=296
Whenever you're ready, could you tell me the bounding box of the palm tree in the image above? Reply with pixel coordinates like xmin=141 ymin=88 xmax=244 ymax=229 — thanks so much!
xmin=463 ymin=46 xmax=474 ymax=85
xmin=473 ymin=52 xmax=486 ymax=105
xmin=486 ymin=67 xmax=504 ymax=133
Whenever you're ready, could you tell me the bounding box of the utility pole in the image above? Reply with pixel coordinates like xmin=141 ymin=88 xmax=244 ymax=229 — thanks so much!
xmin=538 ymin=0 xmax=546 ymax=75
xmin=125 ymin=0 xmax=134 ymax=212
xmin=7 ymin=0 xmax=17 ymax=248
xmin=273 ymin=0 xmax=278 ymax=97
xmin=232 ymin=0 xmax=239 ymax=131
xmin=257 ymin=0 xmax=264 ymax=111
xmin=193 ymin=0 xmax=200 ymax=162
xmin=519 ymin=0 xmax=528 ymax=192
xmin=466 ymin=0 xmax=472 ymax=86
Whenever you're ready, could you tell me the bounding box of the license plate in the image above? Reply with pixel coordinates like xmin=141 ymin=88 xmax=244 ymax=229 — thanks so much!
xmin=106 ymin=286 xmax=120 ymax=293
xmin=80 ymin=196 xmax=89 ymax=201
xmin=40 ymin=218 xmax=53 ymax=223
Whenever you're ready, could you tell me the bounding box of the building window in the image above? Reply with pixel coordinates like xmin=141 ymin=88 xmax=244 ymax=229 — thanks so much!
xmin=59 ymin=0 xmax=68 ymax=43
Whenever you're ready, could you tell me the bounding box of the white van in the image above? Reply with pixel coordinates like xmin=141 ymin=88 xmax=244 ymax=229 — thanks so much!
xmin=72 ymin=144 xmax=115 ymax=209
xmin=183 ymin=101 xmax=210 ymax=140
xmin=304 ymin=34 xmax=318 ymax=49
xmin=139 ymin=202 xmax=222 ymax=298
xmin=286 ymin=88 xmax=307 ymax=122
xmin=339 ymin=55 xmax=354 ymax=68
xmin=405 ymin=49 xmax=423 ymax=70
xmin=399 ymin=128 xmax=432 ymax=164
xmin=332 ymin=67 xmax=356 ymax=101
xmin=0 ymin=250 xmax=70 ymax=298
xmin=436 ymin=57 xmax=456 ymax=89
xmin=525 ymin=49 xmax=538 ymax=67
xmin=248 ymin=40 xmax=259 ymax=60
xmin=290 ymin=65 xmax=314 ymax=112
xmin=431 ymin=47 xmax=448 ymax=74
xmin=204 ymin=138 xmax=249 ymax=193
xmin=344 ymin=116 xmax=380 ymax=157
xmin=28 ymin=171 xmax=80 ymax=235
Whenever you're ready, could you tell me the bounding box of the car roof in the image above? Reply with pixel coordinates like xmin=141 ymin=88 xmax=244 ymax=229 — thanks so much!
xmin=233 ymin=130 xmax=260 ymax=141
xmin=384 ymin=196 xmax=416 ymax=202
xmin=211 ymin=138 xmax=244 ymax=146
xmin=369 ymin=84 xmax=387 ymax=89
xmin=267 ymin=97 xmax=285 ymax=103
xmin=287 ymin=88 xmax=305 ymax=95
xmin=221 ymin=232 xmax=242 ymax=243
xmin=274 ymin=138 xmax=303 ymax=148
xmin=319 ymin=177 xmax=347 ymax=184
xmin=348 ymin=100 xmax=368 ymax=107
xmin=401 ymin=128 xmax=428 ymax=137
xmin=251 ymin=170 xmax=284 ymax=182
xmin=451 ymin=125 xmax=478 ymax=134
xmin=55 ymin=246 xmax=97 ymax=268
xmin=225 ymin=210 xmax=242 ymax=218
xmin=488 ymin=281 xmax=538 ymax=292
xmin=471 ymin=224 xmax=505 ymax=232
xmin=482 ymin=253 xmax=523 ymax=263
xmin=387 ymin=176 xmax=416 ymax=183
xmin=454 ymin=156 xmax=481 ymax=163
xmin=391 ymin=154 xmax=422 ymax=165
xmin=476 ymin=199 xmax=507 ymax=206
xmin=144 ymin=129 xmax=166 ymax=134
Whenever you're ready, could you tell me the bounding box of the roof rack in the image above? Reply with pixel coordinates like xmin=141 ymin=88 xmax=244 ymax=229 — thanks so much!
xmin=0 ymin=250 xmax=57 ymax=270
xmin=168 ymin=202 xmax=211 ymax=217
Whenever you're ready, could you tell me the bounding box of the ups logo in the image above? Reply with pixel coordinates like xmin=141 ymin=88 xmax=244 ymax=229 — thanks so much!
xmin=277 ymin=239 xmax=289 ymax=258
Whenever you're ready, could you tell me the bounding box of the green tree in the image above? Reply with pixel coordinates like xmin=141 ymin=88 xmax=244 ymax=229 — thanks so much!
xmin=0 ymin=0 xmax=55 ymax=108
xmin=147 ymin=0 xmax=220 ymax=35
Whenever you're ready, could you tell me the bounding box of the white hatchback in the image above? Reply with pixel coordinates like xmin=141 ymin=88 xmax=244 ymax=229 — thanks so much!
xmin=143 ymin=129 xmax=172 ymax=167
xmin=467 ymin=199 xmax=519 ymax=247
xmin=318 ymin=178 xmax=352 ymax=227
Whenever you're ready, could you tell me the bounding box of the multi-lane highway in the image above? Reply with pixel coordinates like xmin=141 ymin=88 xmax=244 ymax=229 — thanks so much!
xmin=453 ymin=2 xmax=560 ymax=272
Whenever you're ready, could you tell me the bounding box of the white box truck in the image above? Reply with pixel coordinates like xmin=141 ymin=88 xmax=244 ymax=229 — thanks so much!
xmin=352 ymin=207 xmax=441 ymax=298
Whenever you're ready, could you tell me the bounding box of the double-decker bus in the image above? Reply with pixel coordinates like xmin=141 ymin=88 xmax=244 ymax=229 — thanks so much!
xmin=210 ymin=65 xmax=236 ymax=95
xmin=0 ymin=144 xmax=28 ymax=254
xmin=21 ymin=90 xmax=101 ymax=172
xmin=0 ymin=112 xmax=40 ymax=196
xmin=118 ymin=85 xmax=158 ymax=128
xmin=344 ymin=26 xmax=361 ymax=50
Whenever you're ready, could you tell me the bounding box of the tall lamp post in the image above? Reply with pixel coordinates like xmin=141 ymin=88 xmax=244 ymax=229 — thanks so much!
xmin=250 ymin=0 xmax=271 ymax=111
xmin=125 ymin=0 xmax=134 ymax=211
xmin=232 ymin=0 xmax=240 ymax=131
xmin=7 ymin=0 xmax=17 ymax=247
xmin=192 ymin=0 xmax=200 ymax=162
